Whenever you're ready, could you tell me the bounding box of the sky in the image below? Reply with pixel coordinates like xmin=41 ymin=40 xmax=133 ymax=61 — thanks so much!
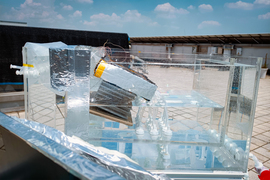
xmin=0 ymin=0 xmax=269 ymax=37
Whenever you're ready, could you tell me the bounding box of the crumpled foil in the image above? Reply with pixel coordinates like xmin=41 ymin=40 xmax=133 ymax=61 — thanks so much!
xmin=0 ymin=113 xmax=170 ymax=180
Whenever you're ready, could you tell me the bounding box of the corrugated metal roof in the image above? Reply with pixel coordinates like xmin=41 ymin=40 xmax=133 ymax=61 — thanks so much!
xmin=130 ymin=33 xmax=270 ymax=44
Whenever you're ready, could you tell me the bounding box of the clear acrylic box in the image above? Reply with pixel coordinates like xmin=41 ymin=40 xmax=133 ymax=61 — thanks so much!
xmin=22 ymin=42 xmax=262 ymax=179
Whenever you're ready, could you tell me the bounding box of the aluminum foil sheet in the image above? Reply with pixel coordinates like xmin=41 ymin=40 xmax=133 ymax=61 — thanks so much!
xmin=0 ymin=113 xmax=121 ymax=180
xmin=94 ymin=60 xmax=157 ymax=101
xmin=0 ymin=113 xmax=169 ymax=180
xmin=49 ymin=46 xmax=91 ymax=92
xmin=92 ymin=80 xmax=136 ymax=120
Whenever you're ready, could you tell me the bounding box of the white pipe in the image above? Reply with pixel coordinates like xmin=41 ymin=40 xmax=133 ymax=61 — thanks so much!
xmin=16 ymin=70 xmax=24 ymax=75
xmin=250 ymin=153 xmax=268 ymax=175
xmin=10 ymin=64 xmax=23 ymax=70
xmin=134 ymin=56 xmax=145 ymax=63
xmin=168 ymin=47 xmax=171 ymax=59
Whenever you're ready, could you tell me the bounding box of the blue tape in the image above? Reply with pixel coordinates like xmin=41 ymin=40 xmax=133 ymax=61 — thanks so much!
xmin=0 ymin=82 xmax=23 ymax=85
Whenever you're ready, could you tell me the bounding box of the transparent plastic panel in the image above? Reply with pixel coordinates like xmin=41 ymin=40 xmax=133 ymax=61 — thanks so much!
xmin=23 ymin=42 xmax=68 ymax=128
xmin=86 ymin=51 xmax=261 ymax=173
xmin=27 ymin=84 xmax=56 ymax=127
xmin=222 ymin=57 xmax=262 ymax=172
xmin=22 ymin=44 xmax=262 ymax=175
xmin=193 ymin=57 xmax=231 ymax=107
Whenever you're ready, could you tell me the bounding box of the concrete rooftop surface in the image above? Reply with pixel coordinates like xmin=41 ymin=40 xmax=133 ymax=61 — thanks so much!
xmin=1 ymin=74 xmax=270 ymax=179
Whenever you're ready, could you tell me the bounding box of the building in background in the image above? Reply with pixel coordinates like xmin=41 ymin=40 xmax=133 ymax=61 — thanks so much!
xmin=130 ymin=34 xmax=270 ymax=73
xmin=0 ymin=20 xmax=27 ymax=27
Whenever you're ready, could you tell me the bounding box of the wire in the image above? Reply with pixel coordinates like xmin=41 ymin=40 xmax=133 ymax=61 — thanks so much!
xmin=0 ymin=144 xmax=5 ymax=149
xmin=103 ymin=39 xmax=108 ymax=47
xmin=102 ymin=41 xmax=128 ymax=62
xmin=56 ymin=103 xmax=65 ymax=119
